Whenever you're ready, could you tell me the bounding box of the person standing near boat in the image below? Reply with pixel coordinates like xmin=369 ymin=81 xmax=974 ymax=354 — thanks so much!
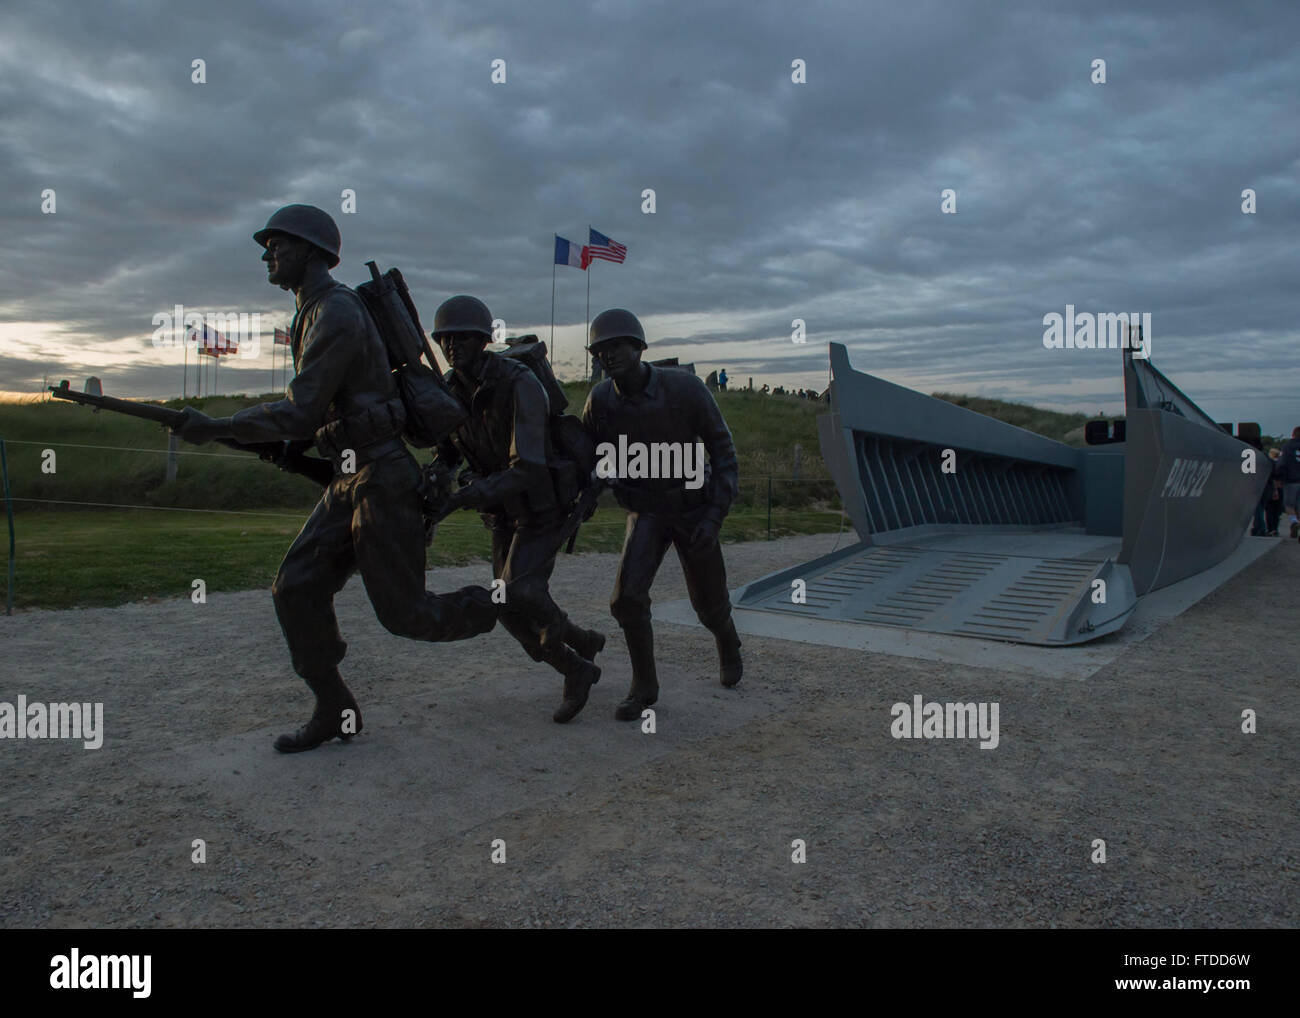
xmin=1275 ymin=427 xmax=1300 ymax=539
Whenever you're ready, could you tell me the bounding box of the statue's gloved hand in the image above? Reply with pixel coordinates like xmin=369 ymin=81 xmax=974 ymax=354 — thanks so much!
xmin=173 ymin=406 xmax=232 ymax=446
xmin=688 ymin=517 xmax=720 ymax=552
xmin=419 ymin=461 xmax=458 ymax=521
xmin=429 ymin=487 xmax=466 ymax=524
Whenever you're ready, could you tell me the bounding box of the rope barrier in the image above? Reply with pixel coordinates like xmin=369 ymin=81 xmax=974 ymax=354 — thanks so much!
xmin=4 ymin=497 xmax=309 ymax=519
xmin=2 ymin=495 xmax=841 ymax=527
xmin=0 ymin=440 xmax=837 ymax=481
xmin=0 ymin=439 xmax=251 ymax=459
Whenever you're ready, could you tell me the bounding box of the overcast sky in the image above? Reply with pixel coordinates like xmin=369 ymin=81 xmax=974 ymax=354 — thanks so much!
xmin=1 ymin=0 xmax=1297 ymax=432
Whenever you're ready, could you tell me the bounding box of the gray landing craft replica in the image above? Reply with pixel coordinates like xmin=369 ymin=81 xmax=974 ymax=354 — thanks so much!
xmin=735 ymin=341 xmax=1268 ymax=646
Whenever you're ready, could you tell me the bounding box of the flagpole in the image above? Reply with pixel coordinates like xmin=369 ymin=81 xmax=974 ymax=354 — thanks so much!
xmin=550 ymin=259 xmax=556 ymax=363
xmin=585 ymin=255 xmax=592 ymax=382
xmin=182 ymin=335 xmax=188 ymax=401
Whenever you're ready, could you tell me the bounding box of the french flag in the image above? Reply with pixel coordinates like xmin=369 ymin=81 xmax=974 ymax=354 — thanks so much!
xmin=554 ymin=235 xmax=589 ymax=270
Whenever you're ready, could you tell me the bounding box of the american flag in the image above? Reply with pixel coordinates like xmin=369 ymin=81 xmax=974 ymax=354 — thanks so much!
xmin=189 ymin=321 xmax=231 ymax=355
xmin=587 ymin=228 xmax=627 ymax=264
xmin=273 ymin=326 xmax=291 ymax=346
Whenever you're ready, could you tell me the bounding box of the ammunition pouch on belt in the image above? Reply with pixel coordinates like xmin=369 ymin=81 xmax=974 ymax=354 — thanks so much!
xmin=315 ymin=396 xmax=408 ymax=472
xmin=613 ymin=482 xmax=711 ymax=516
xmin=549 ymin=458 xmax=581 ymax=508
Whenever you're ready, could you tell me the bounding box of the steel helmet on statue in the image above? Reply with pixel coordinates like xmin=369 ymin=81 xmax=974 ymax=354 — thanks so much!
xmin=253 ymin=204 xmax=342 ymax=268
xmin=431 ymin=295 xmax=494 ymax=338
xmin=587 ymin=308 xmax=646 ymax=351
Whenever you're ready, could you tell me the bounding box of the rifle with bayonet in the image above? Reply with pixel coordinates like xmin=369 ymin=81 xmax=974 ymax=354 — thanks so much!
xmin=48 ymin=379 xmax=334 ymax=487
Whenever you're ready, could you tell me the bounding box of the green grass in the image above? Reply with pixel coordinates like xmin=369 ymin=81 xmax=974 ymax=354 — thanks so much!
xmin=931 ymin=392 xmax=1093 ymax=446
xmin=1 ymin=505 xmax=846 ymax=611
xmin=0 ymin=377 xmax=1108 ymax=609
xmin=0 ymin=394 xmax=324 ymax=511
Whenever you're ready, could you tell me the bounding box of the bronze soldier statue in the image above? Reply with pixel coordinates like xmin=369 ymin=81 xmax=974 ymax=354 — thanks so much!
xmin=581 ymin=309 xmax=743 ymax=720
xmin=430 ymin=297 xmax=605 ymax=722
xmin=173 ymin=205 xmax=498 ymax=753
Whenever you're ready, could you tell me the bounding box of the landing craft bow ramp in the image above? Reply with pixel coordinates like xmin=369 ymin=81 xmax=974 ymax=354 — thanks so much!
xmin=733 ymin=343 xmax=1266 ymax=647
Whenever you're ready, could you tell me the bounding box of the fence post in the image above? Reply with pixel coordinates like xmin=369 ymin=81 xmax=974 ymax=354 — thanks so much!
xmin=2 ymin=439 xmax=14 ymax=615
xmin=766 ymin=475 xmax=772 ymax=541
xmin=166 ymin=432 xmax=180 ymax=482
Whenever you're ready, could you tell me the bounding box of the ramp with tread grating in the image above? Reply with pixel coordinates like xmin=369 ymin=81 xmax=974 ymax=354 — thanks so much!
xmin=735 ymin=532 xmax=1136 ymax=646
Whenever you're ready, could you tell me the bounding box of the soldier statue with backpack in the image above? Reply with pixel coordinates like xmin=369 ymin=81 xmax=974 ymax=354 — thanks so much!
xmin=173 ymin=204 xmax=499 ymax=753
xmin=428 ymin=295 xmax=607 ymax=723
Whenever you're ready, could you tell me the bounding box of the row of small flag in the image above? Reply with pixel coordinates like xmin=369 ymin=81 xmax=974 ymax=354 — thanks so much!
xmin=185 ymin=323 xmax=292 ymax=355
xmin=554 ymin=228 xmax=627 ymax=270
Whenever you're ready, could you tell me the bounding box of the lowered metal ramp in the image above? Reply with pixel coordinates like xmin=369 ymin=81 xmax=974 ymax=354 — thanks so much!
xmin=734 ymin=529 xmax=1136 ymax=646
xmin=728 ymin=341 xmax=1259 ymax=648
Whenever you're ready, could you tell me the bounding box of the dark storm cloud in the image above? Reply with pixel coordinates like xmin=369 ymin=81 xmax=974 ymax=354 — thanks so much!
xmin=1 ymin=0 xmax=1296 ymax=430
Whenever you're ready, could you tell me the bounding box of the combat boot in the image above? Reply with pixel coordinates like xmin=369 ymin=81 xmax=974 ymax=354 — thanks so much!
xmin=539 ymin=616 xmax=604 ymax=663
xmin=563 ymin=621 xmax=606 ymax=663
xmin=614 ymin=623 xmax=659 ymax=721
xmin=274 ymin=670 xmax=362 ymax=753
xmin=447 ymin=584 xmax=500 ymax=639
xmin=714 ymin=618 xmax=743 ymax=688
xmin=553 ymin=655 xmax=601 ymax=724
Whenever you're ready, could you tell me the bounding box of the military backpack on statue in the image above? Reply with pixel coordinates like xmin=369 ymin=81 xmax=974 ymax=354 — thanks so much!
xmin=500 ymin=339 xmax=597 ymax=501
xmin=356 ymin=261 xmax=466 ymax=447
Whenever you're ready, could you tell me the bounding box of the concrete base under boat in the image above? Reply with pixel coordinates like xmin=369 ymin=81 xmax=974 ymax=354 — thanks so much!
xmin=654 ymin=531 xmax=1277 ymax=681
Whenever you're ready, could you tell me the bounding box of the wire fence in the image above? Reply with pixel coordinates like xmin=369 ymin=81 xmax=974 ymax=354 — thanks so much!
xmin=3 ymin=486 xmax=845 ymax=534
xmin=0 ymin=438 xmax=261 ymax=459
xmin=0 ymin=435 xmax=844 ymax=526
xmin=1 ymin=432 xmax=848 ymax=610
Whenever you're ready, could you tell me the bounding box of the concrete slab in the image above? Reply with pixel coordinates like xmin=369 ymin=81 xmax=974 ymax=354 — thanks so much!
xmin=654 ymin=534 xmax=1281 ymax=681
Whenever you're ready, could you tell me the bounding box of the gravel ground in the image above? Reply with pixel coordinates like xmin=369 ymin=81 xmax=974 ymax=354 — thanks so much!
xmin=0 ymin=531 xmax=1296 ymax=928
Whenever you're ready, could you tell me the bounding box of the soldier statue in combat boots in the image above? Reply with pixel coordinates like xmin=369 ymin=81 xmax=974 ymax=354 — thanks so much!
xmin=173 ymin=205 xmax=498 ymax=753
xmin=581 ymin=308 xmax=743 ymax=720
xmin=430 ymin=296 xmax=606 ymax=723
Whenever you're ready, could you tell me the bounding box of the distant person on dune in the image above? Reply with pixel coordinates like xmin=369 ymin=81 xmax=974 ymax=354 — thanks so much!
xmin=1265 ymin=448 xmax=1283 ymax=536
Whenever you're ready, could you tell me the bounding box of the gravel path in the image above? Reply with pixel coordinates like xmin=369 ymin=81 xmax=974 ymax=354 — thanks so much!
xmin=1 ymin=531 xmax=1295 ymax=928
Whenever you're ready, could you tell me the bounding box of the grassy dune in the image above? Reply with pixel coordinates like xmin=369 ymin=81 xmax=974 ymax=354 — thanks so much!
xmin=0 ymin=380 xmax=1091 ymax=609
